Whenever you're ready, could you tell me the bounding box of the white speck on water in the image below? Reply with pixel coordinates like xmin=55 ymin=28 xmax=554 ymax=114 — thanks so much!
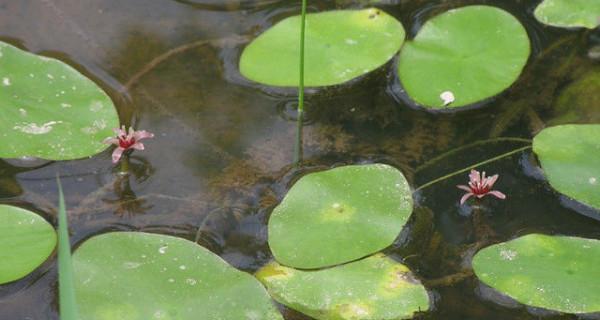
xmin=158 ymin=245 xmax=168 ymax=254
xmin=29 ymin=73 xmax=34 ymax=78
xmin=185 ymin=278 xmax=197 ymax=286
xmin=179 ymin=265 xmax=186 ymax=270
xmin=589 ymin=177 xmax=597 ymax=185
xmin=13 ymin=121 xmax=62 ymax=134
xmin=345 ymin=38 xmax=358 ymax=45
xmin=440 ymin=91 xmax=455 ymax=106
xmin=153 ymin=310 xmax=167 ymax=319
xmin=167 ymin=278 xmax=175 ymax=283
xmin=47 ymin=73 xmax=54 ymax=79
xmin=3 ymin=77 xmax=10 ymax=86
xmin=332 ymin=203 xmax=341 ymax=209
xmin=61 ymin=103 xmax=72 ymax=108
xmin=89 ymin=101 xmax=104 ymax=112
xmin=19 ymin=108 xmax=27 ymax=116
xmin=500 ymin=249 xmax=517 ymax=261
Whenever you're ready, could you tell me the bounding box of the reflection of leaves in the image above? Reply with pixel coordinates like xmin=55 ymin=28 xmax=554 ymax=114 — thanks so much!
xmin=548 ymin=68 xmax=600 ymax=125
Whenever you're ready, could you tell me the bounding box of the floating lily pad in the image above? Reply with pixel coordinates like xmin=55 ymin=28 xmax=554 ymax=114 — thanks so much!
xmin=240 ymin=8 xmax=405 ymax=87
xmin=0 ymin=41 xmax=119 ymax=160
xmin=257 ymin=254 xmax=430 ymax=320
xmin=533 ymin=124 xmax=600 ymax=211
xmin=0 ymin=204 xmax=56 ymax=284
xmin=534 ymin=0 xmax=600 ymax=29
xmin=397 ymin=5 xmax=530 ymax=108
xmin=473 ymin=234 xmax=600 ymax=314
xmin=73 ymin=232 xmax=283 ymax=320
xmin=268 ymin=164 xmax=413 ymax=269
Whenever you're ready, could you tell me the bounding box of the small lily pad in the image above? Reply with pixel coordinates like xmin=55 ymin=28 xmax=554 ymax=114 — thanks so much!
xmin=0 ymin=204 xmax=56 ymax=284
xmin=397 ymin=5 xmax=530 ymax=108
xmin=533 ymin=124 xmax=600 ymax=211
xmin=268 ymin=164 xmax=413 ymax=269
xmin=534 ymin=0 xmax=600 ymax=29
xmin=73 ymin=232 xmax=283 ymax=320
xmin=0 ymin=41 xmax=119 ymax=160
xmin=256 ymin=254 xmax=430 ymax=320
xmin=240 ymin=8 xmax=405 ymax=87
xmin=473 ymin=234 xmax=600 ymax=314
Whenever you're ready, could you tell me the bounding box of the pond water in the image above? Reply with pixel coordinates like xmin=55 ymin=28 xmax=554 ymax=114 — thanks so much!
xmin=0 ymin=0 xmax=599 ymax=319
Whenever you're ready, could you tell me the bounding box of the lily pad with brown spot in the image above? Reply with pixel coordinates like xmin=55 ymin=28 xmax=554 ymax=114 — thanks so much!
xmin=268 ymin=164 xmax=413 ymax=269
xmin=256 ymin=254 xmax=430 ymax=320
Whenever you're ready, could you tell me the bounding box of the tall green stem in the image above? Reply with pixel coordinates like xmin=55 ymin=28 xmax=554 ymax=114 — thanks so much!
xmin=293 ymin=0 xmax=307 ymax=165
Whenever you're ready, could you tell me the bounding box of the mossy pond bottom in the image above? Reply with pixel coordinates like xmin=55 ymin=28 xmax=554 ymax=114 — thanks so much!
xmin=1 ymin=0 xmax=599 ymax=319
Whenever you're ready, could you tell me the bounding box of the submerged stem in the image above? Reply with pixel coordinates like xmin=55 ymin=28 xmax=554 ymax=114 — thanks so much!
xmin=415 ymin=145 xmax=532 ymax=192
xmin=293 ymin=0 xmax=307 ymax=166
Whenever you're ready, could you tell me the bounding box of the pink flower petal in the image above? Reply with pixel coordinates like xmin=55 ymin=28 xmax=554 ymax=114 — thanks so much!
xmin=469 ymin=170 xmax=481 ymax=184
xmin=114 ymin=126 xmax=126 ymax=136
xmin=131 ymin=142 xmax=145 ymax=150
xmin=111 ymin=147 xmax=125 ymax=163
xmin=488 ymin=190 xmax=506 ymax=200
xmin=457 ymin=185 xmax=472 ymax=192
xmin=485 ymin=174 xmax=499 ymax=188
xmin=103 ymin=137 xmax=119 ymax=145
xmin=460 ymin=192 xmax=474 ymax=205
xmin=133 ymin=130 xmax=154 ymax=140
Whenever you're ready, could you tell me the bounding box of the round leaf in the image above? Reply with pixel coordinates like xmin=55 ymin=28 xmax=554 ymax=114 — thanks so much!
xmin=268 ymin=164 xmax=413 ymax=269
xmin=256 ymin=254 xmax=430 ymax=320
xmin=533 ymin=124 xmax=600 ymax=211
xmin=240 ymin=8 xmax=405 ymax=87
xmin=397 ymin=5 xmax=530 ymax=108
xmin=473 ymin=234 xmax=600 ymax=314
xmin=0 ymin=41 xmax=119 ymax=160
xmin=0 ymin=205 xmax=56 ymax=284
xmin=534 ymin=0 xmax=600 ymax=29
xmin=73 ymin=232 xmax=283 ymax=320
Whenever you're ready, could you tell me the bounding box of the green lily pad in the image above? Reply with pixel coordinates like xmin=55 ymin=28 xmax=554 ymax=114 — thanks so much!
xmin=0 ymin=204 xmax=56 ymax=284
xmin=0 ymin=41 xmax=119 ymax=160
xmin=268 ymin=164 xmax=413 ymax=269
xmin=534 ymin=0 xmax=600 ymax=29
xmin=73 ymin=232 xmax=283 ymax=320
xmin=397 ymin=5 xmax=530 ymax=108
xmin=257 ymin=254 xmax=430 ymax=320
xmin=473 ymin=234 xmax=600 ymax=314
xmin=533 ymin=124 xmax=600 ymax=211
xmin=239 ymin=8 xmax=405 ymax=87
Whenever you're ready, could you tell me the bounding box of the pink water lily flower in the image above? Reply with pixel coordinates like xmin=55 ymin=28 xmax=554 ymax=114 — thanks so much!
xmin=457 ymin=169 xmax=506 ymax=205
xmin=103 ymin=126 xmax=154 ymax=163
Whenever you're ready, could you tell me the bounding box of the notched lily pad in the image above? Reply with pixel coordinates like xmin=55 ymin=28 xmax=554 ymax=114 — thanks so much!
xmin=73 ymin=232 xmax=283 ymax=320
xmin=240 ymin=8 xmax=405 ymax=87
xmin=0 ymin=41 xmax=119 ymax=160
xmin=0 ymin=204 xmax=56 ymax=284
xmin=397 ymin=5 xmax=530 ymax=108
xmin=533 ymin=124 xmax=600 ymax=211
xmin=534 ymin=0 xmax=600 ymax=29
xmin=473 ymin=234 xmax=600 ymax=314
xmin=256 ymin=254 xmax=430 ymax=320
xmin=268 ymin=164 xmax=413 ymax=269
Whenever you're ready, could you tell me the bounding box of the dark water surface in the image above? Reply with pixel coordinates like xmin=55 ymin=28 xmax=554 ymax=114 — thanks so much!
xmin=1 ymin=0 xmax=599 ymax=319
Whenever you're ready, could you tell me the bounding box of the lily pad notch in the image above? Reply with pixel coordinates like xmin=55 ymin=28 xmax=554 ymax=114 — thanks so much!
xmin=397 ymin=5 xmax=531 ymax=109
xmin=239 ymin=8 xmax=406 ymax=87
xmin=0 ymin=41 xmax=119 ymax=160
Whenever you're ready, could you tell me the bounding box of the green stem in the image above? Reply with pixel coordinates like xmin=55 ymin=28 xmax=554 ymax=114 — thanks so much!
xmin=119 ymin=154 xmax=130 ymax=175
xmin=294 ymin=0 xmax=307 ymax=166
xmin=415 ymin=137 xmax=532 ymax=173
xmin=415 ymin=145 xmax=532 ymax=192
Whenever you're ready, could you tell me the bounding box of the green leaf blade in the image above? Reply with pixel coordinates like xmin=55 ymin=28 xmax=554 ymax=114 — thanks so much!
xmin=397 ymin=5 xmax=530 ymax=109
xmin=0 ymin=205 xmax=56 ymax=284
xmin=0 ymin=41 xmax=119 ymax=160
xmin=473 ymin=234 xmax=600 ymax=314
xmin=268 ymin=164 xmax=413 ymax=269
xmin=240 ymin=8 xmax=405 ymax=87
